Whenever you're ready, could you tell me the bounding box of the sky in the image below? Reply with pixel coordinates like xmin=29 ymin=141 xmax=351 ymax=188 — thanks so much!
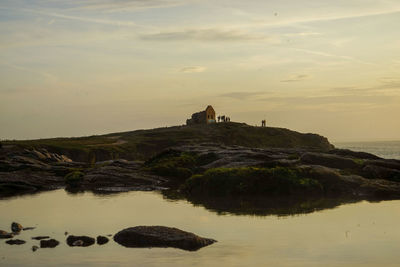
xmin=0 ymin=0 xmax=399 ymax=142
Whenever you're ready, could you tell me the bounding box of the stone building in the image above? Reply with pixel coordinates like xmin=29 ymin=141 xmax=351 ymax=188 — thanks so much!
xmin=186 ymin=105 xmax=216 ymax=125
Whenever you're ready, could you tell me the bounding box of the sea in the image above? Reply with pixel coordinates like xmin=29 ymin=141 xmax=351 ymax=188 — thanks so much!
xmin=334 ymin=140 xmax=400 ymax=160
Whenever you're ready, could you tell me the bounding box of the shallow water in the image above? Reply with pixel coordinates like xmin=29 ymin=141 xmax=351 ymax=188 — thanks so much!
xmin=1 ymin=190 xmax=400 ymax=266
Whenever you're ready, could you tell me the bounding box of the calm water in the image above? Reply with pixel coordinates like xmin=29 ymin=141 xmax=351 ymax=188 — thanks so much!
xmin=1 ymin=190 xmax=400 ymax=267
xmin=334 ymin=140 xmax=400 ymax=160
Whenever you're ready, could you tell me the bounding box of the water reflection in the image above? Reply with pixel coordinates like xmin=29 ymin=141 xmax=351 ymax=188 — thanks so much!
xmin=162 ymin=190 xmax=360 ymax=216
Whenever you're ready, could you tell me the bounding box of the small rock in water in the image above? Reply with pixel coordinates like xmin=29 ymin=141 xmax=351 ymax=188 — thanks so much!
xmin=32 ymin=236 xmax=50 ymax=240
xmin=40 ymin=239 xmax=60 ymax=248
xmin=23 ymin=227 xmax=36 ymax=231
xmin=64 ymin=232 xmax=68 ymax=236
xmin=6 ymin=239 xmax=26 ymax=245
xmin=0 ymin=230 xmax=13 ymax=239
xmin=66 ymin=235 xmax=95 ymax=247
xmin=96 ymin=236 xmax=109 ymax=245
xmin=11 ymin=222 xmax=23 ymax=233
xmin=32 ymin=245 xmax=39 ymax=252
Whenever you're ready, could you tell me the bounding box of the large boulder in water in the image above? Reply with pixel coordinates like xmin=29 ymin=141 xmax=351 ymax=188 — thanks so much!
xmin=113 ymin=226 xmax=216 ymax=251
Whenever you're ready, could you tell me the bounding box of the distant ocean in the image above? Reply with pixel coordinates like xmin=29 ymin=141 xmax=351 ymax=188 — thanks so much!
xmin=334 ymin=141 xmax=400 ymax=160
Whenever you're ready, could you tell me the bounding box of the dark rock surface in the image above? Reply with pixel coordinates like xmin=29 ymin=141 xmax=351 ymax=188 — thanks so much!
xmin=113 ymin=226 xmax=216 ymax=251
xmin=66 ymin=235 xmax=95 ymax=247
xmin=6 ymin=239 xmax=26 ymax=245
xmin=40 ymin=239 xmax=60 ymax=248
xmin=96 ymin=235 xmax=109 ymax=245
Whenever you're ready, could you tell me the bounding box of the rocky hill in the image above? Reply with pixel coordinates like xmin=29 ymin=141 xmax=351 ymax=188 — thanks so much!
xmin=2 ymin=122 xmax=333 ymax=163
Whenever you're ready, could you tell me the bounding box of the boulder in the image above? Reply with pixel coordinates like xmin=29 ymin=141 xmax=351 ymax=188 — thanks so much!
xmin=113 ymin=226 xmax=216 ymax=251
xmin=66 ymin=235 xmax=95 ymax=247
xmin=6 ymin=239 xmax=25 ymax=245
xmin=40 ymin=239 xmax=60 ymax=248
xmin=96 ymin=235 xmax=109 ymax=245
xmin=11 ymin=222 xmax=23 ymax=233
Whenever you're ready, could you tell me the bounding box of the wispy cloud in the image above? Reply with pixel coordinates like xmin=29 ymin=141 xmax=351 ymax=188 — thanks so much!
xmin=65 ymin=0 xmax=190 ymax=12
xmin=293 ymin=48 xmax=376 ymax=66
xmin=0 ymin=6 xmax=137 ymax=27
xmin=140 ymin=28 xmax=269 ymax=42
xmin=179 ymin=66 xmax=206 ymax=73
xmin=281 ymin=74 xmax=310 ymax=83
xmin=219 ymin=91 xmax=268 ymax=100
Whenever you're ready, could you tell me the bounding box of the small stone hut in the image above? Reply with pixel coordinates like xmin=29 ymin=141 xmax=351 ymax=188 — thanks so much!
xmin=186 ymin=105 xmax=216 ymax=125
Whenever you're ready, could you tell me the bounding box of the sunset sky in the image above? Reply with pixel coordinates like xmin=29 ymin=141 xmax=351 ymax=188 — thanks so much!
xmin=1 ymin=0 xmax=399 ymax=142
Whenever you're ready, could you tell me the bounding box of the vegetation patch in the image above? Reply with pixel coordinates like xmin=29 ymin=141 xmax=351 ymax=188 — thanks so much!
xmin=144 ymin=150 xmax=198 ymax=180
xmin=182 ymin=167 xmax=323 ymax=196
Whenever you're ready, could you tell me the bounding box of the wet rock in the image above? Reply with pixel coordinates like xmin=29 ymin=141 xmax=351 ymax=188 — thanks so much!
xmin=113 ymin=226 xmax=216 ymax=251
xmin=6 ymin=239 xmax=25 ymax=245
xmin=32 ymin=245 xmax=39 ymax=252
xmin=11 ymin=222 xmax=23 ymax=233
xmin=40 ymin=239 xmax=59 ymax=248
xmin=32 ymin=236 xmax=50 ymax=240
xmin=0 ymin=230 xmax=13 ymax=239
xmin=66 ymin=235 xmax=95 ymax=247
xmin=96 ymin=235 xmax=109 ymax=245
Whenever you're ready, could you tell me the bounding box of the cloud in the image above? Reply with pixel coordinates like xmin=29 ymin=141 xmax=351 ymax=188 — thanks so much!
xmin=179 ymin=66 xmax=206 ymax=73
xmin=331 ymin=79 xmax=400 ymax=95
xmin=281 ymin=74 xmax=310 ymax=82
xmin=0 ymin=6 xmax=137 ymax=27
xmin=66 ymin=0 xmax=190 ymax=11
xmin=219 ymin=91 xmax=268 ymax=100
xmin=140 ymin=29 xmax=269 ymax=42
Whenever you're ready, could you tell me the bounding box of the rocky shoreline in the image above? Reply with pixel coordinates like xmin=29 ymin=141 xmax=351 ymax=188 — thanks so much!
xmin=1 ymin=144 xmax=400 ymax=201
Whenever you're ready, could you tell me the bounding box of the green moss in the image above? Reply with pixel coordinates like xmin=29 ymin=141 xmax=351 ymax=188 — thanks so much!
xmin=183 ymin=166 xmax=323 ymax=196
xmin=352 ymin=158 xmax=365 ymax=166
xmin=144 ymin=150 xmax=199 ymax=180
xmin=64 ymin=171 xmax=84 ymax=186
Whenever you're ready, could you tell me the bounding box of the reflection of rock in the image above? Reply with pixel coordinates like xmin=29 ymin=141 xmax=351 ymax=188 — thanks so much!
xmin=32 ymin=236 xmax=50 ymax=240
xmin=40 ymin=239 xmax=60 ymax=248
xmin=11 ymin=222 xmax=23 ymax=233
xmin=178 ymin=193 xmax=358 ymax=217
xmin=96 ymin=236 xmax=109 ymax=245
xmin=66 ymin=235 xmax=95 ymax=247
xmin=6 ymin=239 xmax=25 ymax=245
xmin=114 ymin=226 xmax=216 ymax=251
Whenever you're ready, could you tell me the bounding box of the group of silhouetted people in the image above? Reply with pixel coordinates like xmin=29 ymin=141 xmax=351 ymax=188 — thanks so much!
xmin=217 ymin=115 xmax=230 ymax=123
xmin=261 ymin=120 xmax=266 ymax=127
